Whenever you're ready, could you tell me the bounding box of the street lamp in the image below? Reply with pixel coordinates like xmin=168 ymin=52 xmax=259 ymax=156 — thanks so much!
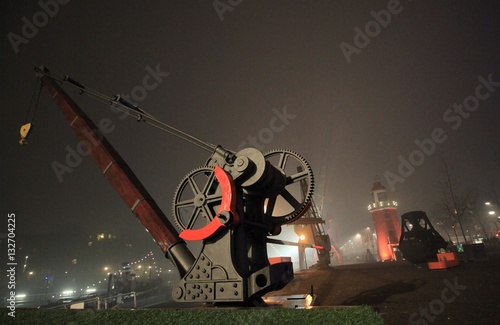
xmin=355 ymin=233 xmax=363 ymax=250
xmin=365 ymin=227 xmax=376 ymax=252
xmin=23 ymin=256 xmax=28 ymax=273
xmin=485 ymin=202 xmax=499 ymax=234
xmin=298 ymin=235 xmax=307 ymax=269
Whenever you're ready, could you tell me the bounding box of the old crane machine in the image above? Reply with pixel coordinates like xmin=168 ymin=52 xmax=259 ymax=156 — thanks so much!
xmin=21 ymin=66 xmax=315 ymax=305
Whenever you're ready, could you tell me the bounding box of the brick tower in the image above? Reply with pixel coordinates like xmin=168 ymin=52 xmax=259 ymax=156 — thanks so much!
xmin=368 ymin=181 xmax=401 ymax=261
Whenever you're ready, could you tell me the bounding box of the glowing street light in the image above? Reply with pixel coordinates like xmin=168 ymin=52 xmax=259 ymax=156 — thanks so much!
xmin=355 ymin=233 xmax=362 ymax=246
xmin=297 ymin=235 xmax=307 ymax=269
xmin=485 ymin=202 xmax=499 ymax=233
xmin=23 ymin=256 xmax=28 ymax=273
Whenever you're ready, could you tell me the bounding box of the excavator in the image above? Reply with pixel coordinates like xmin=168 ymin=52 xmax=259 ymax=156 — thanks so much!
xmin=20 ymin=66 xmax=316 ymax=305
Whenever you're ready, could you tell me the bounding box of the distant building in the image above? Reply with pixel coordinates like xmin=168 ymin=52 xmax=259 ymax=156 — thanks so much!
xmin=368 ymin=181 xmax=401 ymax=261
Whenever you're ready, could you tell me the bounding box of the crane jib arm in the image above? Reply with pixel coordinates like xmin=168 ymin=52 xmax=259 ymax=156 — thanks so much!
xmin=42 ymin=75 xmax=182 ymax=253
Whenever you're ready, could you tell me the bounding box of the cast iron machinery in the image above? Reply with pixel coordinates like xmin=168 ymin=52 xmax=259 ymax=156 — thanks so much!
xmin=22 ymin=66 xmax=314 ymax=305
xmin=399 ymin=211 xmax=447 ymax=264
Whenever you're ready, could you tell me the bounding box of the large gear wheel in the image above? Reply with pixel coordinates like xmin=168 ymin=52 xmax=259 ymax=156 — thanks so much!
xmin=172 ymin=150 xmax=313 ymax=231
xmin=172 ymin=167 xmax=222 ymax=231
xmin=262 ymin=149 xmax=314 ymax=225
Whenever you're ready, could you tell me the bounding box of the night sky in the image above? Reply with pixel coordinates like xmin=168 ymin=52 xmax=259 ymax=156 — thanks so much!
xmin=2 ymin=0 xmax=500 ymax=263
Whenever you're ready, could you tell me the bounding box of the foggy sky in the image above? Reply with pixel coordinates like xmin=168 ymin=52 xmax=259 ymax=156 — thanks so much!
xmin=2 ymin=0 xmax=500 ymax=258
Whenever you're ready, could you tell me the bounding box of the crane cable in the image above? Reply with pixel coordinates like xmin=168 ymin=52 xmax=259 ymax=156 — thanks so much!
xmin=19 ymin=77 xmax=43 ymax=145
xmin=25 ymin=66 xmax=217 ymax=153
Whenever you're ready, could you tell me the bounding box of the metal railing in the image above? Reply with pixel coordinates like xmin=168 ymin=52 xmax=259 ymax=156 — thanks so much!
xmin=42 ymin=291 xmax=137 ymax=310
xmin=101 ymin=292 xmax=137 ymax=310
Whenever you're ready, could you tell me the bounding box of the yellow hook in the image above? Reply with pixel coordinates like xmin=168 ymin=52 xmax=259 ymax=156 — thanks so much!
xmin=19 ymin=123 xmax=32 ymax=145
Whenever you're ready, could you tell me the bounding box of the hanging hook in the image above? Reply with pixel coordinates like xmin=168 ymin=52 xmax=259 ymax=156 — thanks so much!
xmin=19 ymin=123 xmax=32 ymax=145
xmin=19 ymin=70 xmax=44 ymax=145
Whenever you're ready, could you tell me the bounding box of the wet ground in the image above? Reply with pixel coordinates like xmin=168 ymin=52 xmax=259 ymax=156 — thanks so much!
xmin=266 ymin=249 xmax=500 ymax=325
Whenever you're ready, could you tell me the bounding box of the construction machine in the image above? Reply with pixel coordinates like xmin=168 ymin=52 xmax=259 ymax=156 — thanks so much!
xmin=21 ymin=66 xmax=315 ymax=305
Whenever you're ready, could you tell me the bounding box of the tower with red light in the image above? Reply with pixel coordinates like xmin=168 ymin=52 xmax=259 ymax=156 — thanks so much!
xmin=368 ymin=181 xmax=401 ymax=261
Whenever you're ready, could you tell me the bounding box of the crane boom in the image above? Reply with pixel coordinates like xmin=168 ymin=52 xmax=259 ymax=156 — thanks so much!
xmin=41 ymin=72 xmax=195 ymax=275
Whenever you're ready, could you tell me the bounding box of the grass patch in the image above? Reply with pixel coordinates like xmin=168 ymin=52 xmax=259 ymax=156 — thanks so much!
xmin=1 ymin=306 xmax=384 ymax=325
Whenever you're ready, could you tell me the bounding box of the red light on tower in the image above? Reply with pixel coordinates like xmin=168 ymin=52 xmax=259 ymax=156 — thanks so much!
xmin=368 ymin=181 xmax=401 ymax=261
